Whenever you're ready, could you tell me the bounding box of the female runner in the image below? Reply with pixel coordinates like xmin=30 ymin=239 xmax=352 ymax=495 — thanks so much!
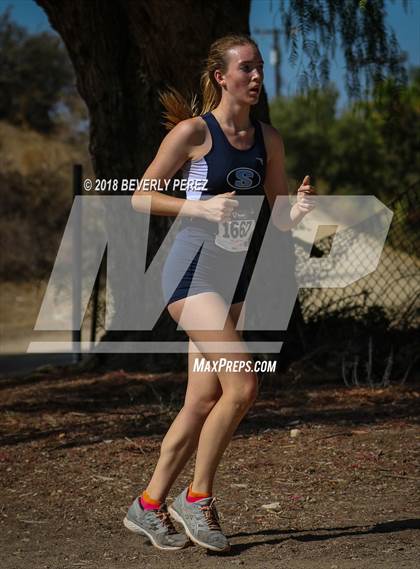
xmin=124 ymin=34 xmax=316 ymax=552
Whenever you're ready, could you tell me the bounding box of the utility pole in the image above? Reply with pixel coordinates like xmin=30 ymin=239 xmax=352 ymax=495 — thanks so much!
xmin=253 ymin=27 xmax=281 ymax=98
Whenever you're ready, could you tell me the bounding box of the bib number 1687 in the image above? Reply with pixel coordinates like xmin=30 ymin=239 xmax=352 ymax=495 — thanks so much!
xmin=215 ymin=219 xmax=256 ymax=252
xmin=221 ymin=219 xmax=253 ymax=239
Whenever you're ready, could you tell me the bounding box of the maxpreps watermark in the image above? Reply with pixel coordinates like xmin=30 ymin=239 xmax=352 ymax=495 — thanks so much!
xmin=193 ymin=358 xmax=277 ymax=374
xmin=83 ymin=177 xmax=208 ymax=192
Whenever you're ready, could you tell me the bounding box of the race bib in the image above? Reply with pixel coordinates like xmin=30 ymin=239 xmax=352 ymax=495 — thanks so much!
xmin=215 ymin=210 xmax=256 ymax=252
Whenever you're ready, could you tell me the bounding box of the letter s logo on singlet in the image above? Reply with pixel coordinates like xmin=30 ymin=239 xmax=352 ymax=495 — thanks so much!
xmin=226 ymin=167 xmax=261 ymax=190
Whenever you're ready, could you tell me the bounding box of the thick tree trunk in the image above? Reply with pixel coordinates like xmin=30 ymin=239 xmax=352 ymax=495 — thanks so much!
xmin=37 ymin=0 xmax=305 ymax=371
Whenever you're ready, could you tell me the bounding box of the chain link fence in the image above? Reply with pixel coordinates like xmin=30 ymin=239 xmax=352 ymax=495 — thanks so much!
xmin=296 ymin=183 xmax=420 ymax=330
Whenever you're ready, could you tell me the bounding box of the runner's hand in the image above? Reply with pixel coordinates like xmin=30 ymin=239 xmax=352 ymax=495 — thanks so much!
xmin=201 ymin=191 xmax=239 ymax=222
xmin=296 ymin=175 xmax=316 ymax=214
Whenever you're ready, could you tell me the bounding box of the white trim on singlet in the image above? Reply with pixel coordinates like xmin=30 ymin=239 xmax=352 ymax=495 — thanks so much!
xmin=182 ymin=158 xmax=208 ymax=200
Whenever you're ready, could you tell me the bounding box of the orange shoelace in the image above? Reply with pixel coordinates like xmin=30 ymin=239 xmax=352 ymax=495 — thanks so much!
xmin=199 ymin=497 xmax=222 ymax=531
xmin=154 ymin=508 xmax=177 ymax=534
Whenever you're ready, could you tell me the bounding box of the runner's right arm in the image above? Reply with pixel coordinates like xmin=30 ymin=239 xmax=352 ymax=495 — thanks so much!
xmin=131 ymin=118 xmax=238 ymax=222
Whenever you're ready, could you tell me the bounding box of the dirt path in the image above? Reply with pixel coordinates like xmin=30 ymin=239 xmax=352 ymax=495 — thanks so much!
xmin=0 ymin=370 xmax=419 ymax=569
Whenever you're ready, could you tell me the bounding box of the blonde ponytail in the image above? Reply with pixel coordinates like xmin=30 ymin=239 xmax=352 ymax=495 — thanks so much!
xmin=159 ymin=88 xmax=200 ymax=131
xmin=160 ymin=34 xmax=259 ymax=130
xmin=200 ymin=72 xmax=220 ymax=115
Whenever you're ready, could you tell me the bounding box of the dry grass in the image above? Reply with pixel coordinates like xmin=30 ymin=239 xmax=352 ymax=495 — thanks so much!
xmin=0 ymin=121 xmax=92 ymax=176
xmin=0 ymin=121 xmax=93 ymax=280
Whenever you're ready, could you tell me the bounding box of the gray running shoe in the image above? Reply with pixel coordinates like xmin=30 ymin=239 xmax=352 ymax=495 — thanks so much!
xmin=123 ymin=498 xmax=190 ymax=551
xmin=168 ymin=488 xmax=230 ymax=552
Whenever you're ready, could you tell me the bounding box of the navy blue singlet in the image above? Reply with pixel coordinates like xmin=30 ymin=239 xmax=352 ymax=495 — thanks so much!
xmin=161 ymin=111 xmax=267 ymax=306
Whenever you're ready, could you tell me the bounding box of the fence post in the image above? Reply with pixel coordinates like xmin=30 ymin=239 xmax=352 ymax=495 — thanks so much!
xmin=72 ymin=164 xmax=82 ymax=363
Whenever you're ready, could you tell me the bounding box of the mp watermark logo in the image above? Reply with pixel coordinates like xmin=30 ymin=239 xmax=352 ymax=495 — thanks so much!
xmin=29 ymin=194 xmax=393 ymax=354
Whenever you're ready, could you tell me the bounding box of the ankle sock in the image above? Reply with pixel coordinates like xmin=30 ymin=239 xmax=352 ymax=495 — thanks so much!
xmin=139 ymin=490 xmax=162 ymax=510
xmin=186 ymin=482 xmax=212 ymax=503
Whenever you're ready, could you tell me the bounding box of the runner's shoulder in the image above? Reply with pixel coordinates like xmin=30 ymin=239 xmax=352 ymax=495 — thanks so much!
xmin=260 ymin=122 xmax=284 ymax=159
xmin=169 ymin=116 xmax=207 ymax=148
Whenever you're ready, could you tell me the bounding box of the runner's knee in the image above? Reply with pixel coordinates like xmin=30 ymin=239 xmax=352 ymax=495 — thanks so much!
xmin=182 ymin=397 xmax=220 ymax=418
xmin=223 ymin=374 xmax=258 ymax=411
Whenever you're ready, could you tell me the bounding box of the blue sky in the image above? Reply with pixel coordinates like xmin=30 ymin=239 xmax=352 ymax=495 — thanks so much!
xmin=1 ymin=0 xmax=419 ymax=107
xmin=251 ymin=0 xmax=420 ymax=105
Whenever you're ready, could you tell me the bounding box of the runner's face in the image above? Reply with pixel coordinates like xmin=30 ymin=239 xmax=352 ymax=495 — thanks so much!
xmin=219 ymin=44 xmax=264 ymax=104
